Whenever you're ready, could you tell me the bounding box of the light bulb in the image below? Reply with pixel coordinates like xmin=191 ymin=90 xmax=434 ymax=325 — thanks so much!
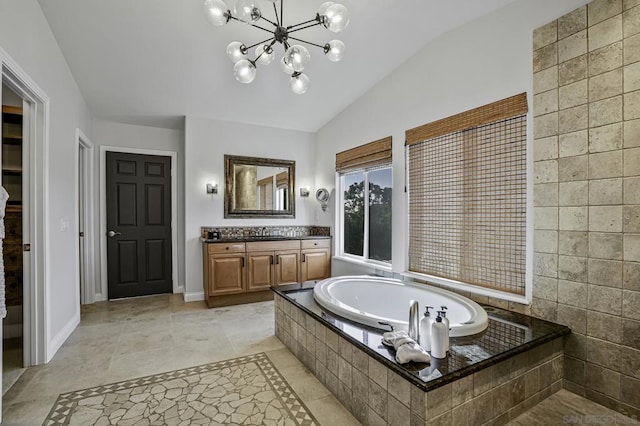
xmin=233 ymin=59 xmax=256 ymax=83
xmin=324 ymin=40 xmax=345 ymax=62
xmin=255 ymin=44 xmax=275 ymax=65
xmin=324 ymin=3 xmax=349 ymax=33
xmin=226 ymin=41 xmax=247 ymax=63
xmin=318 ymin=2 xmax=334 ymax=18
xmin=290 ymin=73 xmax=310 ymax=95
xmin=280 ymin=56 xmax=295 ymax=74
xmin=203 ymin=0 xmax=229 ymax=26
xmin=284 ymin=45 xmax=310 ymax=72
xmin=235 ymin=0 xmax=261 ymax=23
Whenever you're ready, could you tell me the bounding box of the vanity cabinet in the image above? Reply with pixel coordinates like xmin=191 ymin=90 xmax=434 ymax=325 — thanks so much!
xmin=246 ymin=240 xmax=301 ymax=290
xmin=202 ymin=237 xmax=331 ymax=308
xmin=204 ymin=242 xmax=246 ymax=297
xmin=301 ymin=239 xmax=331 ymax=282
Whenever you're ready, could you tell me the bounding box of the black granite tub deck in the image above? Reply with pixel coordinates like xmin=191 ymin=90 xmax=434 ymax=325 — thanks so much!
xmin=272 ymin=286 xmax=571 ymax=392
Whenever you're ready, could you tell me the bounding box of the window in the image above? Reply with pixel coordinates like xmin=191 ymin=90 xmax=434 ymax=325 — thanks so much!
xmin=340 ymin=166 xmax=392 ymax=262
xmin=405 ymin=93 xmax=528 ymax=295
xmin=336 ymin=137 xmax=393 ymax=264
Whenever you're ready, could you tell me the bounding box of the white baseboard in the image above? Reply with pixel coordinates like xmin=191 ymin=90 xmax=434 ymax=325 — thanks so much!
xmin=46 ymin=311 xmax=80 ymax=362
xmin=93 ymin=292 xmax=107 ymax=302
xmin=183 ymin=291 xmax=205 ymax=302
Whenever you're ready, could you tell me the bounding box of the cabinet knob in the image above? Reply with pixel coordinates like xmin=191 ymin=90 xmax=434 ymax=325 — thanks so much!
xmin=226 ymin=247 xmax=229 ymax=250
xmin=314 ymin=243 xmax=317 ymax=246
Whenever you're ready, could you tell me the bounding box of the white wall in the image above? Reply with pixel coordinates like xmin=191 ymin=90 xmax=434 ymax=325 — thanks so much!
xmin=0 ymin=0 xmax=93 ymax=360
xmin=90 ymin=119 xmax=185 ymax=299
xmin=314 ymin=0 xmax=589 ymax=276
xmin=184 ymin=117 xmax=316 ymax=299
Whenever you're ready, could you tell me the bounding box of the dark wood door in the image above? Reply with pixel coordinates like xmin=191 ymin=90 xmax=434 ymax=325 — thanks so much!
xmin=106 ymin=152 xmax=172 ymax=299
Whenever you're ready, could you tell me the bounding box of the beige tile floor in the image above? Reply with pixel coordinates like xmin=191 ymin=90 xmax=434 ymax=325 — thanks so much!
xmin=1 ymin=294 xmax=358 ymax=426
xmin=1 ymin=293 xmax=637 ymax=426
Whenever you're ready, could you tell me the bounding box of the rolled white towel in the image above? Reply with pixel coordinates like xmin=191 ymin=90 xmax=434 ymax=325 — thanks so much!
xmin=382 ymin=330 xmax=431 ymax=364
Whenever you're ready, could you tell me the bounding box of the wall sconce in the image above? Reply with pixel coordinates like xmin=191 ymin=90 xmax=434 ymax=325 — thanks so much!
xmin=300 ymin=187 xmax=310 ymax=198
xmin=206 ymin=182 xmax=218 ymax=194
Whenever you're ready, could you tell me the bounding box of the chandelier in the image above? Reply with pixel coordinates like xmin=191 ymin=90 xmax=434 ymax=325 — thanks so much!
xmin=203 ymin=0 xmax=349 ymax=94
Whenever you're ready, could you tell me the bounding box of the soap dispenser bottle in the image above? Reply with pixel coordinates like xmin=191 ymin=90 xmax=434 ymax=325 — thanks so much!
xmin=419 ymin=306 xmax=434 ymax=351
xmin=430 ymin=316 xmax=448 ymax=359
xmin=438 ymin=307 xmax=450 ymax=352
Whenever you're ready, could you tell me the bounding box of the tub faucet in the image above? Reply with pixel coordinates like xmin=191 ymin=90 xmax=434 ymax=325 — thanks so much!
xmin=408 ymin=300 xmax=420 ymax=341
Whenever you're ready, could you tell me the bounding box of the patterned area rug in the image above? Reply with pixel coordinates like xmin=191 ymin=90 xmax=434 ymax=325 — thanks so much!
xmin=43 ymin=353 xmax=317 ymax=426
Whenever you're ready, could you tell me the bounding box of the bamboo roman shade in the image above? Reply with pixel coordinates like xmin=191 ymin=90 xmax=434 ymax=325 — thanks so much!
xmin=406 ymin=93 xmax=528 ymax=146
xmin=407 ymin=94 xmax=528 ymax=295
xmin=276 ymin=171 xmax=288 ymax=187
xmin=336 ymin=136 xmax=392 ymax=172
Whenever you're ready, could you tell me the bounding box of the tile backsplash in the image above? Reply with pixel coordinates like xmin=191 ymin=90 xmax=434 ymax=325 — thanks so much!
xmin=201 ymin=225 xmax=331 ymax=239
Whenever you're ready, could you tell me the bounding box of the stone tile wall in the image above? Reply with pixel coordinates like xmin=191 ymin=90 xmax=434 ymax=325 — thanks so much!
xmin=532 ymin=0 xmax=640 ymax=418
xmin=274 ymin=294 xmax=564 ymax=426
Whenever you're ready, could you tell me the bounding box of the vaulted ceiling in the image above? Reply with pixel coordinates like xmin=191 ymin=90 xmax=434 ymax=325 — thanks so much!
xmin=39 ymin=0 xmax=520 ymax=131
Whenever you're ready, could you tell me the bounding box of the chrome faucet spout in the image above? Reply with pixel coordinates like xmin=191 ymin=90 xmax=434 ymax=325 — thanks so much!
xmin=408 ymin=300 xmax=419 ymax=341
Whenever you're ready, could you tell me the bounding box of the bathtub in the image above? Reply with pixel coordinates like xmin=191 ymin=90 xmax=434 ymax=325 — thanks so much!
xmin=313 ymin=276 xmax=488 ymax=337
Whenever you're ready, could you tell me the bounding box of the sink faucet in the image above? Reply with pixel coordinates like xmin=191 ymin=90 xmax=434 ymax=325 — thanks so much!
xmin=408 ymin=300 xmax=419 ymax=341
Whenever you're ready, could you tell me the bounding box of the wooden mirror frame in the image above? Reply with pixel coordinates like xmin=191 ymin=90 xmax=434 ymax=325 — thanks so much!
xmin=224 ymin=155 xmax=296 ymax=218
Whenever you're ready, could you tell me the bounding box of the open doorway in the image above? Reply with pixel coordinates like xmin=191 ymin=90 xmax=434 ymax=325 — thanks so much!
xmin=1 ymin=83 xmax=25 ymax=392
xmin=77 ymin=130 xmax=94 ymax=305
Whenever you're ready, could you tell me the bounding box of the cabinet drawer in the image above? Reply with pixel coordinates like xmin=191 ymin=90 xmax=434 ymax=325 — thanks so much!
xmin=208 ymin=242 xmax=246 ymax=254
xmin=301 ymin=239 xmax=331 ymax=249
xmin=246 ymin=240 xmax=300 ymax=252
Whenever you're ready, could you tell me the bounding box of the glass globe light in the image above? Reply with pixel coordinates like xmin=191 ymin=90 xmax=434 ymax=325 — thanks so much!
xmin=203 ymin=0 xmax=229 ymax=26
xmin=280 ymin=57 xmax=295 ymax=74
xmin=324 ymin=3 xmax=349 ymax=33
xmin=226 ymin=41 xmax=247 ymax=63
xmin=324 ymin=40 xmax=345 ymax=62
xmin=290 ymin=73 xmax=310 ymax=95
xmin=284 ymin=45 xmax=310 ymax=72
xmin=318 ymin=1 xmax=334 ymax=18
xmin=235 ymin=0 xmax=261 ymax=23
xmin=233 ymin=59 xmax=256 ymax=83
xmin=255 ymin=44 xmax=275 ymax=65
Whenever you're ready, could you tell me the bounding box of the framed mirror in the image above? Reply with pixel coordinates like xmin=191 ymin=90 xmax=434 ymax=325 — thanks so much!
xmin=224 ymin=155 xmax=296 ymax=218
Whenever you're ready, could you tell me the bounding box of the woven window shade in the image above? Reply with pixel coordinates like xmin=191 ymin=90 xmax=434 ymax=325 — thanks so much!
xmin=276 ymin=171 xmax=288 ymax=187
xmin=406 ymin=93 xmax=528 ymax=146
xmin=336 ymin=136 xmax=392 ymax=172
xmin=407 ymin=111 xmax=527 ymax=295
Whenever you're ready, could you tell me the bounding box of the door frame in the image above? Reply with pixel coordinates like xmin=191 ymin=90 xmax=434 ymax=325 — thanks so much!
xmin=1 ymin=47 xmax=49 ymax=367
xmin=76 ymin=130 xmax=95 ymax=304
xmin=99 ymin=146 xmax=179 ymax=300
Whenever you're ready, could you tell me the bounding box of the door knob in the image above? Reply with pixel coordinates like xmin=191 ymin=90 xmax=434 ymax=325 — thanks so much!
xmin=107 ymin=230 xmax=122 ymax=238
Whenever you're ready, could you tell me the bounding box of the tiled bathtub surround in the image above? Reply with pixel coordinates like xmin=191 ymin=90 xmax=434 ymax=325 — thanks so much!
xmin=201 ymin=225 xmax=331 ymax=240
xmin=532 ymin=0 xmax=640 ymax=418
xmin=274 ymin=290 xmax=567 ymax=425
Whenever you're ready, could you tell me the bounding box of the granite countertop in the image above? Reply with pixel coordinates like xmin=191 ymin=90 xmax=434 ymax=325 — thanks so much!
xmin=201 ymin=235 xmax=331 ymax=243
xmin=272 ymin=286 xmax=571 ymax=392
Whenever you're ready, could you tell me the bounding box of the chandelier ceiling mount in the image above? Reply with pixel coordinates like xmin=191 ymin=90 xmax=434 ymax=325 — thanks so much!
xmin=204 ymin=0 xmax=350 ymax=94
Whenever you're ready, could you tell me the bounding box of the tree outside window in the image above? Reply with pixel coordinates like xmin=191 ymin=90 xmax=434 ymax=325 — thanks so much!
xmin=341 ymin=167 xmax=392 ymax=263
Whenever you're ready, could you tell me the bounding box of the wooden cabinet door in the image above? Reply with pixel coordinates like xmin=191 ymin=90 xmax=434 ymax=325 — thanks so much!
xmin=274 ymin=250 xmax=300 ymax=285
xmin=301 ymin=249 xmax=330 ymax=282
xmin=247 ymin=251 xmax=274 ymax=292
xmin=209 ymin=253 xmax=245 ymax=296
